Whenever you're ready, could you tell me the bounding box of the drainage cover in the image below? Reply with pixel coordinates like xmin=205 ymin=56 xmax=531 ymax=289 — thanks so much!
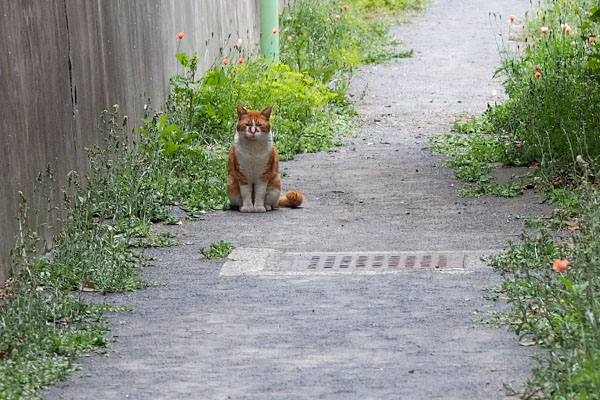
xmin=292 ymin=252 xmax=463 ymax=271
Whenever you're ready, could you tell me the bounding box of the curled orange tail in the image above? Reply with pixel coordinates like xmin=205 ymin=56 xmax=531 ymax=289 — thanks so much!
xmin=278 ymin=190 xmax=304 ymax=208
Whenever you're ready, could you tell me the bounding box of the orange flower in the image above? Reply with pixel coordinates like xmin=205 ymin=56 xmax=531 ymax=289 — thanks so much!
xmin=223 ymin=58 xmax=230 ymax=65
xmin=335 ymin=14 xmax=341 ymax=20
xmin=553 ymin=259 xmax=569 ymax=272
xmin=589 ymin=36 xmax=596 ymax=44
xmin=272 ymin=28 xmax=278 ymax=34
xmin=176 ymin=32 xmax=184 ymax=39
xmin=343 ymin=4 xmax=349 ymax=10
xmin=326 ymin=17 xmax=331 ymax=22
xmin=533 ymin=65 xmax=539 ymax=71
xmin=535 ymin=72 xmax=542 ymax=78
xmin=287 ymin=35 xmax=293 ymax=41
xmin=238 ymin=57 xmax=245 ymax=64
xmin=541 ymin=26 xmax=549 ymax=34
xmin=509 ymin=15 xmax=516 ymax=22
xmin=566 ymin=27 xmax=571 ymax=35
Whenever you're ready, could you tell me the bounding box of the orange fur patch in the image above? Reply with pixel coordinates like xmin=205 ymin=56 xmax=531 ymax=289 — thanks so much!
xmin=279 ymin=191 xmax=304 ymax=208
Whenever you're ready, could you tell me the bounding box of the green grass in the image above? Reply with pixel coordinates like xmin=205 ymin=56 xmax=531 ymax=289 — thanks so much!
xmin=489 ymin=0 xmax=600 ymax=174
xmin=350 ymin=0 xmax=426 ymax=14
xmin=490 ymin=184 xmax=600 ymax=398
xmin=430 ymin=115 xmax=525 ymax=198
xmin=280 ymin=0 xmax=414 ymax=84
xmin=199 ymin=240 xmax=236 ymax=259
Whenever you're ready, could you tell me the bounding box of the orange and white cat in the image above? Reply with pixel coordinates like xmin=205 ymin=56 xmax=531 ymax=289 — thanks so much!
xmin=227 ymin=105 xmax=304 ymax=212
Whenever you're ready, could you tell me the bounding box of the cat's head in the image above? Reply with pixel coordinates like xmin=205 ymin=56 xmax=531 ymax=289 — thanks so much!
xmin=236 ymin=105 xmax=272 ymax=141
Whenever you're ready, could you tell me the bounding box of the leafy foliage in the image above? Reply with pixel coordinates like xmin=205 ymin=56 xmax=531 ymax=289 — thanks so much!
xmin=488 ymin=0 xmax=600 ymax=175
xmin=490 ymin=185 xmax=600 ymax=398
xmin=430 ymin=115 xmax=524 ymax=197
xmin=350 ymin=0 xmax=426 ymax=14
xmin=280 ymin=0 xmax=412 ymax=83
xmin=199 ymin=240 xmax=236 ymax=259
xmin=174 ymin=60 xmax=352 ymax=161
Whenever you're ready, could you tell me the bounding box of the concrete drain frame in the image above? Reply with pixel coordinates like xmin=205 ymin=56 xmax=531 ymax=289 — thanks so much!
xmin=220 ymin=248 xmax=489 ymax=276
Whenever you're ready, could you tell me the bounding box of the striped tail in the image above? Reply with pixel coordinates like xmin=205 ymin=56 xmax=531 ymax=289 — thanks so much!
xmin=278 ymin=191 xmax=304 ymax=208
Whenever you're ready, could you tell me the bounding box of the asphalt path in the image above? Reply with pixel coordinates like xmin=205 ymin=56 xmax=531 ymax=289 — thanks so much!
xmin=44 ymin=0 xmax=548 ymax=399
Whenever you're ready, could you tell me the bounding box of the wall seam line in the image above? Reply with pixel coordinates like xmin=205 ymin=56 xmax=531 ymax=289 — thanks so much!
xmin=63 ymin=0 xmax=75 ymax=117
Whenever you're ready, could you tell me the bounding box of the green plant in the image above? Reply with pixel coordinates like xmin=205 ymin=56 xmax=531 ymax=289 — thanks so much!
xmin=490 ymin=184 xmax=600 ymax=398
xmin=167 ymin=57 xmax=355 ymax=162
xmin=489 ymin=0 xmax=600 ymax=176
xmin=280 ymin=0 xmax=411 ymax=84
xmin=199 ymin=240 xmax=236 ymax=259
xmin=0 ymin=284 xmax=111 ymax=399
xmin=138 ymin=111 xmax=229 ymax=213
xmin=0 ymin=108 xmax=158 ymax=398
xmin=0 ymin=189 xmax=136 ymax=398
xmin=431 ymin=115 xmax=524 ymax=197
xmin=350 ymin=0 xmax=426 ymax=14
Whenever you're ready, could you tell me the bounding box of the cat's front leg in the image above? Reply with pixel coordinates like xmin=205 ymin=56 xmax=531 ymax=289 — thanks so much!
xmin=239 ymin=184 xmax=255 ymax=213
xmin=252 ymin=181 xmax=268 ymax=213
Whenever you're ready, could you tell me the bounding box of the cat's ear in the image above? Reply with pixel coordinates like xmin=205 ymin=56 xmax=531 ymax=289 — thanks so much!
xmin=237 ymin=105 xmax=247 ymax=119
xmin=261 ymin=106 xmax=272 ymax=120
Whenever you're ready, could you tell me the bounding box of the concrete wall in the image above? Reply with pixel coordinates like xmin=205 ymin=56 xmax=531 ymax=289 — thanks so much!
xmin=0 ymin=0 xmax=273 ymax=282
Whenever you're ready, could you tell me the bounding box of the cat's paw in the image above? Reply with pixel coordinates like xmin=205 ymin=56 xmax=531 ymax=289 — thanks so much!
xmin=240 ymin=206 xmax=254 ymax=213
xmin=253 ymin=205 xmax=267 ymax=213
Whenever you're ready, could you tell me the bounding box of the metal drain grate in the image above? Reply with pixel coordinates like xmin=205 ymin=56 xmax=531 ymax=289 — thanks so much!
xmin=297 ymin=253 xmax=463 ymax=270
xmin=220 ymin=248 xmax=480 ymax=276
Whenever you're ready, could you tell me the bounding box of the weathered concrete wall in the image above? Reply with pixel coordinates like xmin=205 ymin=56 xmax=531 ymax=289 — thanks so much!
xmin=0 ymin=0 xmax=272 ymax=282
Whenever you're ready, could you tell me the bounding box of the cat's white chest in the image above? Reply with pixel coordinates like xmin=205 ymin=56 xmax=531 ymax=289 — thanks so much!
xmin=235 ymin=135 xmax=273 ymax=184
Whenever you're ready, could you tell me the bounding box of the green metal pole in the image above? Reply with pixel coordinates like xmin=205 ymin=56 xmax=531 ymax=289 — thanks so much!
xmin=260 ymin=0 xmax=279 ymax=63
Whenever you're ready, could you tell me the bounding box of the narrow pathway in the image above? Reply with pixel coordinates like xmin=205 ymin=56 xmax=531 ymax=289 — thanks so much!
xmin=45 ymin=1 xmax=547 ymax=399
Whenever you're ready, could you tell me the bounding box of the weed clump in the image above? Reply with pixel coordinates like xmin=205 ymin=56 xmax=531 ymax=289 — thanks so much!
xmin=280 ymin=0 xmax=413 ymax=83
xmin=490 ymin=184 xmax=600 ymax=398
xmin=489 ymin=1 xmax=600 ymax=175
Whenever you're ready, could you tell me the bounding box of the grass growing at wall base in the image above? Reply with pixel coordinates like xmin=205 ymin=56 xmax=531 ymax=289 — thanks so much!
xmin=0 ymin=112 xmax=163 ymax=399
